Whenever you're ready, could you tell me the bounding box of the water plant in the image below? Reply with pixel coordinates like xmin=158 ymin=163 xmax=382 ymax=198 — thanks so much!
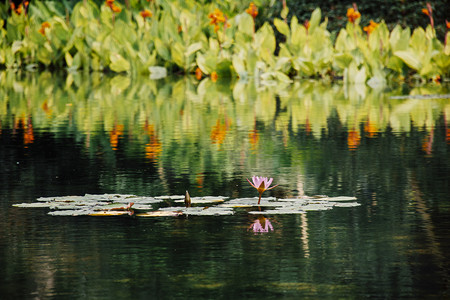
xmin=247 ymin=176 xmax=279 ymax=204
xmin=0 ymin=1 xmax=447 ymax=82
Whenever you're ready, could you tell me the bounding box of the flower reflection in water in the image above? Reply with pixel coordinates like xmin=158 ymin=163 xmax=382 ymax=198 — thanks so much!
xmin=249 ymin=215 xmax=274 ymax=234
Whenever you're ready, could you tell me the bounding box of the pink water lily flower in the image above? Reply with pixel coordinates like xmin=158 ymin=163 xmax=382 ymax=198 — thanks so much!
xmin=247 ymin=176 xmax=279 ymax=204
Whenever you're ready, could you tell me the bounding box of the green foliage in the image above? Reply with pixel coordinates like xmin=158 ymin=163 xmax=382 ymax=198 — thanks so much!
xmin=0 ymin=0 xmax=448 ymax=83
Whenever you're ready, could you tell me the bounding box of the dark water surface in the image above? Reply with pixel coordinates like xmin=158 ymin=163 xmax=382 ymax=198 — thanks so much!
xmin=1 ymin=72 xmax=450 ymax=299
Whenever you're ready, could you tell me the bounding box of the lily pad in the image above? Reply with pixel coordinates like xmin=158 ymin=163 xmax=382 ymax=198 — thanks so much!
xmin=175 ymin=196 xmax=226 ymax=204
xmin=48 ymin=209 xmax=93 ymax=216
xmin=14 ymin=193 xmax=360 ymax=218
xmin=89 ymin=211 xmax=131 ymax=216
xmin=327 ymin=196 xmax=357 ymax=202
xmin=333 ymin=202 xmax=361 ymax=207
xmin=220 ymin=197 xmax=280 ymax=207
xmin=136 ymin=211 xmax=183 ymax=217
xmin=249 ymin=209 xmax=306 ymax=215
xmin=13 ymin=202 xmax=53 ymax=208
xmin=156 ymin=195 xmax=185 ymax=200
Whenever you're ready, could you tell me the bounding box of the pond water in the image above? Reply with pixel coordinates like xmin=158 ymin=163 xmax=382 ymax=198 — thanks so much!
xmin=1 ymin=71 xmax=450 ymax=298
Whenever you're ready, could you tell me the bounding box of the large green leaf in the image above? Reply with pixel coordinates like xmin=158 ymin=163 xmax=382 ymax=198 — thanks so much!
xmin=238 ymin=13 xmax=254 ymax=37
xmin=109 ymin=53 xmax=130 ymax=73
xmin=394 ymin=50 xmax=421 ymax=71
xmin=274 ymin=18 xmax=290 ymax=38
xmin=309 ymin=8 xmax=321 ymax=34
xmin=186 ymin=43 xmax=203 ymax=57
xmin=334 ymin=53 xmax=353 ymax=69
xmin=171 ymin=42 xmax=185 ymax=68
xmin=154 ymin=38 xmax=170 ymax=61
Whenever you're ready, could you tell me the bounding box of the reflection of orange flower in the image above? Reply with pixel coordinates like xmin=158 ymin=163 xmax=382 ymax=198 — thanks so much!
xmin=38 ymin=22 xmax=51 ymax=36
xmin=211 ymin=71 xmax=218 ymax=82
xmin=140 ymin=9 xmax=152 ymax=19
xmin=211 ymin=119 xmax=230 ymax=145
xmin=24 ymin=118 xmax=34 ymax=146
xmin=41 ymin=100 xmax=53 ymax=116
xmin=195 ymin=67 xmax=202 ymax=80
xmin=347 ymin=7 xmax=361 ymax=24
xmin=422 ymin=129 xmax=434 ymax=155
xmin=245 ymin=3 xmax=258 ymax=19
xmin=347 ymin=130 xmax=361 ymax=150
xmin=364 ymin=121 xmax=378 ymax=138
xmin=143 ymin=123 xmax=162 ymax=161
xmin=249 ymin=129 xmax=259 ymax=149
xmin=110 ymin=124 xmax=124 ymax=150
xmin=195 ymin=173 xmax=204 ymax=189
xmin=363 ymin=20 xmax=379 ymax=34
xmin=15 ymin=117 xmax=34 ymax=146
xmin=446 ymin=127 xmax=450 ymax=144
xmin=305 ymin=119 xmax=311 ymax=135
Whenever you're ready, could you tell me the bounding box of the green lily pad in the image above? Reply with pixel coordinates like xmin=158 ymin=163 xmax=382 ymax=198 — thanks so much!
xmin=136 ymin=211 xmax=183 ymax=217
xmin=219 ymin=197 xmax=280 ymax=207
xmin=89 ymin=211 xmax=131 ymax=216
xmin=332 ymin=202 xmax=361 ymax=207
xmin=14 ymin=194 xmax=360 ymax=217
xmin=156 ymin=195 xmax=185 ymax=200
xmin=48 ymin=209 xmax=93 ymax=216
xmin=327 ymin=196 xmax=357 ymax=201
xmin=175 ymin=196 xmax=226 ymax=204
xmin=13 ymin=202 xmax=53 ymax=208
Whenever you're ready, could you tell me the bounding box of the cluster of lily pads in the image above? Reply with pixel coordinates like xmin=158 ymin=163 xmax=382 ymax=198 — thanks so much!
xmin=0 ymin=0 xmax=448 ymax=83
xmin=12 ymin=193 xmax=360 ymax=217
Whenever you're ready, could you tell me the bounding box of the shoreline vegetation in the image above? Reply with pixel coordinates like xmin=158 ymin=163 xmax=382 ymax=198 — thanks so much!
xmin=0 ymin=0 xmax=449 ymax=85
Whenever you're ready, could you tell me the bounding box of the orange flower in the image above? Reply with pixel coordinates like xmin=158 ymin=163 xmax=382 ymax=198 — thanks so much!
xmin=245 ymin=2 xmax=258 ymax=19
xmin=140 ymin=9 xmax=152 ymax=19
xmin=195 ymin=67 xmax=202 ymax=80
xmin=208 ymin=8 xmax=227 ymax=33
xmin=15 ymin=3 xmax=23 ymax=14
xmin=363 ymin=20 xmax=379 ymax=34
xmin=446 ymin=20 xmax=450 ymax=29
xmin=347 ymin=7 xmax=361 ymax=24
xmin=105 ymin=0 xmax=121 ymax=13
xmin=111 ymin=4 xmax=122 ymax=13
xmin=304 ymin=19 xmax=310 ymax=30
xmin=211 ymin=71 xmax=218 ymax=82
xmin=422 ymin=3 xmax=434 ymax=28
xmin=38 ymin=22 xmax=51 ymax=36
xmin=105 ymin=0 xmax=115 ymax=8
